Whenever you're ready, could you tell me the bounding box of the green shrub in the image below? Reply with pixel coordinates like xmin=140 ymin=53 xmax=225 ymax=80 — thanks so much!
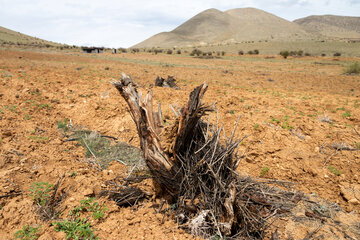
xmin=260 ymin=167 xmax=270 ymax=176
xmin=14 ymin=225 xmax=41 ymax=240
xmin=254 ymin=49 xmax=259 ymax=55
xmin=328 ymin=166 xmax=341 ymax=176
xmin=238 ymin=50 xmax=244 ymax=55
xmin=56 ymin=118 xmax=70 ymax=131
xmin=53 ymin=219 xmax=98 ymax=240
xmin=190 ymin=49 xmax=202 ymax=56
xmin=344 ymin=62 xmax=360 ymax=75
xmin=29 ymin=182 xmax=53 ymax=206
xmin=166 ymin=49 xmax=173 ymax=54
xmin=70 ymin=197 xmax=107 ymax=220
xmin=333 ymin=52 xmax=341 ymax=57
xmin=280 ymin=51 xmax=290 ymax=59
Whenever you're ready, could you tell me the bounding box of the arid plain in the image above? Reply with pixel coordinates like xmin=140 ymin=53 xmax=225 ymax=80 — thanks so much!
xmin=0 ymin=48 xmax=359 ymax=239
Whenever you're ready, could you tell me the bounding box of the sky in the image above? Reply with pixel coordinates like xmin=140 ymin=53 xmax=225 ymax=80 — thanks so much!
xmin=1 ymin=0 xmax=359 ymax=48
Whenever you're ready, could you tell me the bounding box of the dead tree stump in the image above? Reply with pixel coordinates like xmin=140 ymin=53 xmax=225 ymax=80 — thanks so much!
xmin=112 ymin=73 xmax=300 ymax=238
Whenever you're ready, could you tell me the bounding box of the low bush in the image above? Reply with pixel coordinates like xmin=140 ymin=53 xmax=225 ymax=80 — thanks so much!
xmin=344 ymin=62 xmax=360 ymax=75
xmin=280 ymin=51 xmax=290 ymax=59
xmin=53 ymin=219 xmax=98 ymax=240
xmin=14 ymin=225 xmax=41 ymax=240
xmin=190 ymin=49 xmax=202 ymax=56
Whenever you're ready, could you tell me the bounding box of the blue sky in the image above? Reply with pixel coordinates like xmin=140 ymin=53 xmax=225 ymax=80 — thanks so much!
xmin=0 ymin=0 xmax=359 ymax=47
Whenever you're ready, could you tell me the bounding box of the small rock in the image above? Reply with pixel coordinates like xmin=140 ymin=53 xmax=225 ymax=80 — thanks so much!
xmin=348 ymin=198 xmax=359 ymax=205
xmin=93 ymin=184 xmax=102 ymax=196
xmin=83 ymin=188 xmax=93 ymax=196
xmin=69 ymin=197 xmax=75 ymax=202
xmin=314 ymin=147 xmax=320 ymax=152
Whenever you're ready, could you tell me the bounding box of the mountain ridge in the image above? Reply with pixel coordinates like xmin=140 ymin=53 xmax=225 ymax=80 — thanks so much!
xmin=133 ymin=7 xmax=360 ymax=48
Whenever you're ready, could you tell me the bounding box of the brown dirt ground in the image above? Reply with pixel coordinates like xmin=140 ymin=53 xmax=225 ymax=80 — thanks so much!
xmin=0 ymin=49 xmax=359 ymax=239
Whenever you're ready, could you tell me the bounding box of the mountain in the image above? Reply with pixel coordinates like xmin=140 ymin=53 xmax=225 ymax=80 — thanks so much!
xmin=0 ymin=26 xmax=61 ymax=47
xmin=294 ymin=15 xmax=360 ymax=40
xmin=133 ymin=8 xmax=312 ymax=48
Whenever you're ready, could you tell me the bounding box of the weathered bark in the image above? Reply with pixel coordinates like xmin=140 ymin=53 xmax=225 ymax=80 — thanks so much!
xmin=112 ymin=74 xmax=181 ymax=196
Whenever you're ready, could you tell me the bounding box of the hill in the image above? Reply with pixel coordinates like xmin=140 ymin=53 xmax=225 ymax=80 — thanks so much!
xmin=0 ymin=26 xmax=61 ymax=48
xmin=294 ymin=15 xmax=360 ymax=40
xmin=133 ymin=7 xmax=313 ymax=48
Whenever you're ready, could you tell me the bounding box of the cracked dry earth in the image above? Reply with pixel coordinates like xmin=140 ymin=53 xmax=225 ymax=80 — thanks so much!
xmin=0 ymin=48 xmax=359 ymax=239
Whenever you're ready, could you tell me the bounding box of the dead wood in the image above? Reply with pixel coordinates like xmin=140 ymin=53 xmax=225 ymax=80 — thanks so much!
xmin=112 ymin=74 xmax=302 ymax=238
xmin=155 ymin=76 xmax=180 ymax=89
xmin=108 ymin=187 xmax=147 ymax=207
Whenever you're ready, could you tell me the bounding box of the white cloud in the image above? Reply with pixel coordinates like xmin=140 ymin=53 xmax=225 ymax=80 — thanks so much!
xmin=0 ymin=0 xmax=359 ymax=47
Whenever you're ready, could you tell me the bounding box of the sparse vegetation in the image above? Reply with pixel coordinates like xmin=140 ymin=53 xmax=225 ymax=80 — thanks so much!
xmin=70 ymin=197 xmax=107 ymax=220
xmin=261 ymin=166 xmax=270 ymax=176
xmin=190 ymin=49 xmax=202 ymax=56
xmin=14 ymin=225 xmax=41 ymax=240
xmin=52 ymin=219 xmax=98 ymax=240
xmin=118 ymin=48 xmax=127 ymax=53
xmin=328 ymin=166 xmax=341 ymax=176
xmin=29 ymin=182 xmax=54 ymax=206
xmin=248 ymin=49 xmax=259 ymax=55
xmin=344 ymin=62 xmax=360 ymax=75
xmin=280 ymin=51 xmax=290 ymax=59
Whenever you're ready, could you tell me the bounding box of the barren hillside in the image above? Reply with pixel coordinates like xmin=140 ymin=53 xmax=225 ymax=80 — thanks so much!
xmin=294 ymin=15 xmax=360 ymax=40
xmin=0 ymin=26 xmax=61 ymax=47
xmin=134 ymin=7 xmax=313 ymax=48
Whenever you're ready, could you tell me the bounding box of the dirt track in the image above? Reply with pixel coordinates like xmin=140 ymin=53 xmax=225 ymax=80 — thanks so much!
xmin=0 ymin=49 xmax=359 ymax=239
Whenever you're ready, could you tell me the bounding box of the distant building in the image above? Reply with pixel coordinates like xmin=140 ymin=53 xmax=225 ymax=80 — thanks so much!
xmin=81 ymin=47 xmax=104 ymax=53
xmin=112 ymin=48 xmax=117 ymax=54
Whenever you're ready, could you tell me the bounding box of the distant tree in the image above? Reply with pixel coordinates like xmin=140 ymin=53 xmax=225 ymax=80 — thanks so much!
xmin=190 ymin=49 xmax=202 ymax=56
xmin=280 ymin=51 xmax=290 ymax=59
